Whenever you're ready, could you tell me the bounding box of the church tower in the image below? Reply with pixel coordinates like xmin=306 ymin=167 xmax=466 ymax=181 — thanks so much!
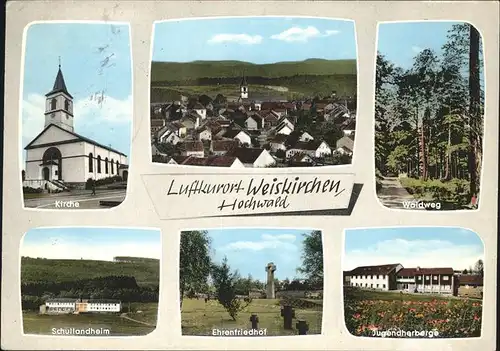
xmin=240 ymin=74 xmax=248 ymax=99
xmin=44 ymin=59 xmax=74 ymax=132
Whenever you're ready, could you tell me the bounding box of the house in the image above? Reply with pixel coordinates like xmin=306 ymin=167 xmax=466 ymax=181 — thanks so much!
xmin=152 ymin=143 xmax=170 ymax=157
xmin=336 ymin=136 xmax=354 ymax=155
xmin=269 ymin=134 xmax=288 ymax=153
xmin=226 ymin=147 xmax=276 ymax=168
xmin=245 ymin=113 xmax=264 ymax=130
xmin=222 ymin=129 xmax=252 ymax=146
xmin=178 ymin=155 xmax=245 ymax=168
xmin=396 ymin=267 xmax=456 ymax=295
xmin=210 ymin=139 xmax=240 ymax=156
xmin=167 ymin=121 xmax=187 ymax=138
xmin=341 ymin=119 xmax=356 ymax=137
xmin=158 ymin=127 xmax=181 ymax=145
xmin=286 ymin=130 xmax=314 ymax=147
xmin=324 ymin=103 xmax=350 ymax=122
xmin=457 ymin=274 xmax=483 ymax=288
xmin=289 ymin=153 xmax=316 ymax=165
xmin=151 ymin=118 xmax=166 ymax=139
xmin=261 ymin=110 xmax=280 ymax=128
xmin=180 ymin=141 xmax=204 ymax=158
xmin=196 ymin=127 xmax=212 ymax=142
xmin=193 ymin=102 xmax=207 ymax=120
xmin=286 ymin=140 xmax=332 ymax=159
xmin=180 ymin=111 xmax=201 ymax=129
xmin=345 ymin=264 xmax=404 ymax=291
xmin=276 ymin=123 xmax=294 ymax=135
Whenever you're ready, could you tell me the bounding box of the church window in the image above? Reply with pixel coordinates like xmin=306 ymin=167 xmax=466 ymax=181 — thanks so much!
xmin=88 ymin=153 xmax=93 ymax=172
xmin=105 ymin=158 xmax=109 ymax=174
xmin=111 ymin=159 xmax=114 ymax=174
xmin=51 ymin=98 xmax=57 ymax=110
xmin=64 ymin=99 xmax=69 ymax=111
xmin=97 ymin=156 xmax=102 ymax=173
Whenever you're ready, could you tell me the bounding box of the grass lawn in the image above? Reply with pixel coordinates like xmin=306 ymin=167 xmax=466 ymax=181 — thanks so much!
xmin=181 ymin=298 xmax=322 ymax=336
xmin=344 ymin=288 xmax=459 ymax=302
xmin=23 ymin=193 xmax=47 ymax=199
xmin=23 ymin=303 xmax=158 ymax=336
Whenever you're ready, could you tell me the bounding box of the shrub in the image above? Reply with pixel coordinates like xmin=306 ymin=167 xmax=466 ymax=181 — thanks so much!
xmin=211 ymin=257 xmax=251 ymax=321
xmin=85 ymin=176 xmax=123 ymax=190
xmin=23 ymin=186 xmax=43 ymax=194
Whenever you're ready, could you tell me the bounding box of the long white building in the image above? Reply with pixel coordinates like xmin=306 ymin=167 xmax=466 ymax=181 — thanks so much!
xmin=44 ymin=298 xmax=121 ymax=314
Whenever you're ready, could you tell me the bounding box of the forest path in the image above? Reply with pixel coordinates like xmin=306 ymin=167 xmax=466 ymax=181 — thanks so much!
xmin=120 ymin=313 xmax=155 ymax=326
xmin=378 ymin=177 xmax=423 ymax=210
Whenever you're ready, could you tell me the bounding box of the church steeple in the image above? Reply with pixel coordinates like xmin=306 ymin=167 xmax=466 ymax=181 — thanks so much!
xmin=240 ymin=72 xmax=248 ymax=100
xmin=45 ymin=57 xmax=73 ymax=99
xmin=44 ymin=58 xmax=75 ymax=132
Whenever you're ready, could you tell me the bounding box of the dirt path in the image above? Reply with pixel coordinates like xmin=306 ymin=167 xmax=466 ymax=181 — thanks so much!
xmin=120 ymin=313 xmax=155 ymax=327
xmin=378 ymin=177 xmax=423 ymax=210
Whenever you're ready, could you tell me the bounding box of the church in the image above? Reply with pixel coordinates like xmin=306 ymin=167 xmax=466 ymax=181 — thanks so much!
xmin=23 ymin=64 xmax=129 ymax=191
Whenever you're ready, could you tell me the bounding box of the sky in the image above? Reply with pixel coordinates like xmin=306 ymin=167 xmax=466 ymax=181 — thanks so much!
xmin=344 ymin=227 xmax=484 ymax=272
xmin=152 ymin=17 xmax=357 ymax=64
xmin=21 ymin=227 xmax=161 ymax=261
xmin=21 ymin=22 xmax=133 ymax=165
xmin=202 ymin=228 xmax=319 ymax=282
xmin=377 ymin=21 xmax=483 ymax=70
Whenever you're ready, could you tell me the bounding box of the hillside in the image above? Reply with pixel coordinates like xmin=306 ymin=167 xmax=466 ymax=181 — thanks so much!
xmin=21 ymin=257 xmax=160 ymax=288
xmin=151 ymin=58 xmax=357 ymax=82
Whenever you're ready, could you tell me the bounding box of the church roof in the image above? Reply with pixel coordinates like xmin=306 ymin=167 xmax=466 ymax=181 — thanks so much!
xmin=25 ymin=123 xmax=127 ymax=156
xmin=45 ymin=66 xmax=73 ymax=99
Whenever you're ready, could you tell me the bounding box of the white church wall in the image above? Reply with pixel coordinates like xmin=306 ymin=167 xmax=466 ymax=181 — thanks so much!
xmin=84 ymin=143 xmax=128 ymax=181
xmin=28 ymin=125 xmax=76 ymax=147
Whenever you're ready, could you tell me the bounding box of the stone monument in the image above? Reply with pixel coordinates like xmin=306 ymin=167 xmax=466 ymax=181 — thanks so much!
xmin=265 ymin=262 xmax=277 ymax=299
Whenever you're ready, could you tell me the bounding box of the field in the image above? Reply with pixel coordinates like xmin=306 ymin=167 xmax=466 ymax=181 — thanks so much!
xmin=181 ymin=298 xmax=323 ymax=336
xmin=343 ymin=288 xmax=482 ymax=338
xmin=150 ymin=59 xmax=357 ymax=102
xmin=21 ymin=257 xmax=160 ymax=288
xmin=23 ymin=303 xmax=158 ymax=336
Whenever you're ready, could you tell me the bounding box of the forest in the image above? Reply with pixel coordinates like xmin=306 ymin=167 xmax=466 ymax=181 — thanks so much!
xmin=375 ymin=23 xmax=484 ymax=210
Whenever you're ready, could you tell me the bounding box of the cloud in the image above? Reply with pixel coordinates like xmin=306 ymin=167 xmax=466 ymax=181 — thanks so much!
xmin=344 ymin=238 xmax=484 ymax=272
xmin=219 ymin=233 xmax=299 ymax=252
xmin=207 ymin=33 xmax=263 ymax=45
xmin=270 ymin=26 xmax=340 ymax=42
xmin=21 ymin=93 xmax=132 ymax=143
xmin=412 ymin=45 xmax=424 ymax=53
xmin=21 ymin=239 xmax=161 ymax=261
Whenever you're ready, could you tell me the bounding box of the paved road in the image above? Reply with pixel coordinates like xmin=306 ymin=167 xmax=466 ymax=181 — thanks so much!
xmin=24 ymin=189 xmax=126 ymax=209
xmin=378 ymin=177 xmax=423 ymax=210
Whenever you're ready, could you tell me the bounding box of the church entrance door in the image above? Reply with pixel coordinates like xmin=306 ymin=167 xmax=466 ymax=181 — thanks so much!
xmin=42 ymin=167 xmax=50 ymax=181
xmin=42 ymin=147 xmax=63 ymax=181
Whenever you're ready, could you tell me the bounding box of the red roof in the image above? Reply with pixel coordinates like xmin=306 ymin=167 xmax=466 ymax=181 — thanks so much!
xmin=181 ymin=156 xmax=239 ymax=167
xmin=183 ymin=141 xmax=204 ymax=152
xmin=348 ymin=264 xmax=401 ymax=276
xmin=458 ymin=275 xmax=483 ymax=286
xmin=397 ymin=267 xmax=454 ymax=276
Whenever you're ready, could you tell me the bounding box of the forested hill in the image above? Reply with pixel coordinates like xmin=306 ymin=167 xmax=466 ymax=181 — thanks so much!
xmin=151 ymin=58 xmax=357 ymax=82
xmin=21 ymin=257 xmax=160 ymax=288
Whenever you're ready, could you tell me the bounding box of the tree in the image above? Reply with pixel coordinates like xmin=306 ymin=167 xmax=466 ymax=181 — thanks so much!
xmin=462 ymin=269 xmax=468 ymax=274
xmin=296 ymin=230 xmax=323 ymax=286
xmin=473 ymin=259 xmax=484 ymax=277
xmin=198 ymin=94 xmax=212 ymax=107
xmin=468 ymin=24 xmax=481 ymax=203
xmin=179 ymin=231 xmax=212 ymax=308
xmin=211 ymin=257 xmax=251 ymax=321
xmin=214 ymin=94 xmax=227 ymax=105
